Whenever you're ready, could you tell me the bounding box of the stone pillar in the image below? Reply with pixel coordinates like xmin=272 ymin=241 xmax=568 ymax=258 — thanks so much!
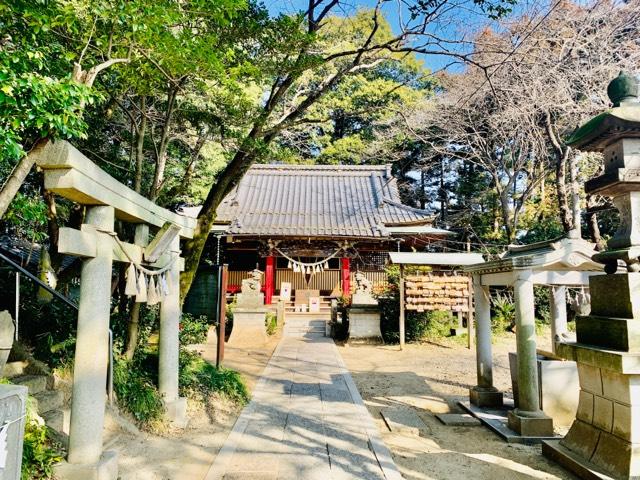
xmin=542 ymin=72 xmax=640 ymax=478
xmin=507 ymin=270 xmax=553 ymax=436
xmin=265 ymin=255 xmax=274 ymax=305
xmin=549 ymin=286 xmax=568 ymax=353
xmin=159 ymin=236 xmax=187 ymax=427
xmin=58 ymin=206 xmax=118 ymax=479
xmin=469 ymin=275 xmax=503 ymax=407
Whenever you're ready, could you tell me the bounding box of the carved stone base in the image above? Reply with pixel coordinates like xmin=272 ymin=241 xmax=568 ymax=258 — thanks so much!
xmin=54 ymin=451 xmax=118 ymax=480
xmin=507 ymin=409 xmax=554 ymax=437
xmin=229 ymin=309 xmax=267 ymax=346
xmin=348 ymin=307 xmax=382 ymax=341
xmin=469 ymin=386 xmax=503 ymax=408
xmin=165 ymin=397 xmax=188 ymax=429
xmin=553 ymin=342 xmax=640 ymax=479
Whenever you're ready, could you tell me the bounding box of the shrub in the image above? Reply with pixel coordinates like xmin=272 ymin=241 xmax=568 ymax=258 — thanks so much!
xmin=265 ymin=312 xmax=277 ymax=336
xmin=113 ymin=357 xmax=163 ymax=424
xmin=21 ymin=395 xmax=63 ymax=480
xmin=178 ymin=349 xmax=248 ymax=404
xmin=534 ymin=285 xmax=552 ymax=324
xmin=179 ymin=313 xmax=209 ymax=345
xmin=491 ymin=292 xmax=515 ymax=333
xmin=406 ymin=310 xmax=455 ymax=341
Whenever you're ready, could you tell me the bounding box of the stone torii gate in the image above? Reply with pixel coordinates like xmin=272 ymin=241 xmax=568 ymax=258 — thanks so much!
xmin=30 ymin=140 xmax=196 ymax=480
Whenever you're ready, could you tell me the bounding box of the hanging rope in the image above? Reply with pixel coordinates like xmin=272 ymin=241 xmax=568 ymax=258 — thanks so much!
xmin=274 ymin=247 xmax=342 ymax=268
xmin=107 ymin=232 xmax=178 ymax=275
xmin=98 ymin=229 xmax=178 ymax=304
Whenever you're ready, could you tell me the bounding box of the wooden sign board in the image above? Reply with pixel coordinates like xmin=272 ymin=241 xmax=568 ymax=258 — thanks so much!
xmin=295 ymin=289 xmax=320 ymax=305
xmin=309 ymin=297 xmax=320 ymax=313
xmin=280 ymin=282 xmax=292 ymax=302
xmin=404 ymin=274 xmax=471 ymax=313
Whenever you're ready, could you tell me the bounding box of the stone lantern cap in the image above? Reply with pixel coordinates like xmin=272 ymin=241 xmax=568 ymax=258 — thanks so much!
xmin=566 ymin=72 xmax=640 ymax=152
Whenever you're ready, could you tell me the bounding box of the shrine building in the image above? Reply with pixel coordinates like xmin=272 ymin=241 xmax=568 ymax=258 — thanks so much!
xmin=184 ymin=164 xmax=452 ymax=303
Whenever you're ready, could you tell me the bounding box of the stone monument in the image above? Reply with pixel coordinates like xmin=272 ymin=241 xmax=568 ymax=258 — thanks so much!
xmin=543 ymin=72 xmax=640 ymax=478
xmin=230 ymin=269 xmax=267 ymax=344
xmin=348 ymin=272 xmax=382 ymax=341
xmin=236 ymin=269 xmax=265 ymax=309
xmin=0 ymin=384 xmax=28 ymax=480
xmin=0 ymin=311 xmax=15 ymax=372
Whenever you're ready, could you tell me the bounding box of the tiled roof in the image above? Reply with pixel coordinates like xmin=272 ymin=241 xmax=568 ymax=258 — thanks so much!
xmin=209 ymin=164 xmax=437 ymax=238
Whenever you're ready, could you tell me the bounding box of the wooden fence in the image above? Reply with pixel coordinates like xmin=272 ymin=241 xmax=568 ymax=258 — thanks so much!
xmin=227 ymin=269 xmax=387 ymax=294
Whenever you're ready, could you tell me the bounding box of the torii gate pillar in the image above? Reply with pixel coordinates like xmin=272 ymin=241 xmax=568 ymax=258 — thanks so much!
xmin=159 ymin=236 xmax=187 ymax=427
xmin=55 ymin=205 xmax=118 ymax=480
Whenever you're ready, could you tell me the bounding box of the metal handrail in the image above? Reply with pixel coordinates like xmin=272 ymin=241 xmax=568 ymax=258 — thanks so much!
xmin=0 ymin=251 xmax=113 ymax=399
xmin=0 ymin=251 xmax=78 ymax=310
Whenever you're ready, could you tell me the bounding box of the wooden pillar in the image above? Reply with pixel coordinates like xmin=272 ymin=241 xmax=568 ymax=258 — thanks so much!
xmin=265 ymin=255 xmax=275 ymax=305
xmin=216 ymin=264 xmax=228 ymax=368
xmin=341 ymin=257 xmax=350 ymax=297
xmin=399 ymin=264 xmax=405 ymax=350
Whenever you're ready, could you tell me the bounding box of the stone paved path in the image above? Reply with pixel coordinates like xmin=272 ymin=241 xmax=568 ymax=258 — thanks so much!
xmin=204 ymin=318 xmax=402 ymax=480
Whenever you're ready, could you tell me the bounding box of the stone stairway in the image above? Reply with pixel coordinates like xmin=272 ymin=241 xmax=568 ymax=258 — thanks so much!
xmin=283 ymin=317 xmax=327 ymax=337
xmin=283 ymin=296 xmax=333 ymax=321
xmin=3 ymin=360 xmax=67 ymax=442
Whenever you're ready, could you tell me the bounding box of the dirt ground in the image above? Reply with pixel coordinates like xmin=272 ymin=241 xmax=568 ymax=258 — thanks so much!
xmin=338 ymin=330 xmax=577 ymax=480
xmin=104 ymin=325 xmax=576 ymax=480
xmin=106 ymin=327 xmax=280 ymax=480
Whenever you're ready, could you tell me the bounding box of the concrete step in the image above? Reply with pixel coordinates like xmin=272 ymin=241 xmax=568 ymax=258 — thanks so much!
xmin=42 ymin=409 xmax=65 ymax=432
xmin=2 ymin=361 xmax=28 ymax=378
xmin=12 ymin=375 xmax=49 ymax=395
xmin=34 ymin=390 xmax=64 ymax=414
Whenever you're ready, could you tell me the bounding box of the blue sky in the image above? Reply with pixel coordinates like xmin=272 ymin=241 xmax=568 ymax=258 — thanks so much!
xmin=264 ymin=0 xmax=504 ymax=73
xmin=265 ymin=0 xmax=554 ymax=74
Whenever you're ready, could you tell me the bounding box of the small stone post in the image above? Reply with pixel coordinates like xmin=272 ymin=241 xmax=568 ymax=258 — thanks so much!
xmin=549 ymin=286 xmax=568 ymax=353
xmin=159 ymin=236 xmax=187 ymax=427
xmin=469 ymin=275 xmax=503 ymax=407
xmin=57 ymin=205 xmax=118 ymax=479
xmin=507 ymin=270 xmax=553 ymax=436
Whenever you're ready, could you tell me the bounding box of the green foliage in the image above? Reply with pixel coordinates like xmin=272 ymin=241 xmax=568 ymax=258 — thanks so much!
xmin=409 ymin=310 xmax=454 ymax=341
xmin=113 ymin=357 xmax=164 ymax=424
xmin=179 ymin=313 xmax=209 ymax=345
xmin=265 ymin=311 xmax=277 ymax=336
xmin=379 ymin=266 xmax=454 ymax=343
xmin=491 ymin=292 xmax=515 ymax=334
xmin=21 ymin=394 xmax=64 ymax=480
xmin=534 ymin=286 xmax=552 ymax=324
xmin=2 ymin=193 xmax=49 ymax=241
xmin=178 ymin=349 xmax=248 ymax=404
xmin=0 ymin=0 xmax=98 ymax=162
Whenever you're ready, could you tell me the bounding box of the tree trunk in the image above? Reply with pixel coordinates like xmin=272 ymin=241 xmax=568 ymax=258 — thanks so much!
xmin=180 ymin=127 xmax=266 ymax=302
xmin=586 ymin=195 xmax=605 ymax=251
xmin=544 ymin=112 xmax=572 ymax=232
xmin=149 ymin=84 xmax=180 ymax=201
xmin=125 ymin=302 xmax=141 ymax=360
xmin=568 ymin=149 xmax=582 ymax=238
xmin=496 ymin=174 xmax=515 ymax=242
xmin=134 ymin=96 xmax=147 ymax=194
xmin=555 ymin=148 xmax=573 ymax=232
xmin=0 ymin=141 xmax=42 ymax=219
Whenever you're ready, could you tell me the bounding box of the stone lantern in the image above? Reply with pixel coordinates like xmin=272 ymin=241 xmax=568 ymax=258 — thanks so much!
xmin=543 ymin=72 xmax=640 ymax=479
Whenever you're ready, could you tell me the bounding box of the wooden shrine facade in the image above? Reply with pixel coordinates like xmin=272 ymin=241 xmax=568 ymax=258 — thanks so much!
xmin=183 ymin=164 xmax=453 ymax=303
